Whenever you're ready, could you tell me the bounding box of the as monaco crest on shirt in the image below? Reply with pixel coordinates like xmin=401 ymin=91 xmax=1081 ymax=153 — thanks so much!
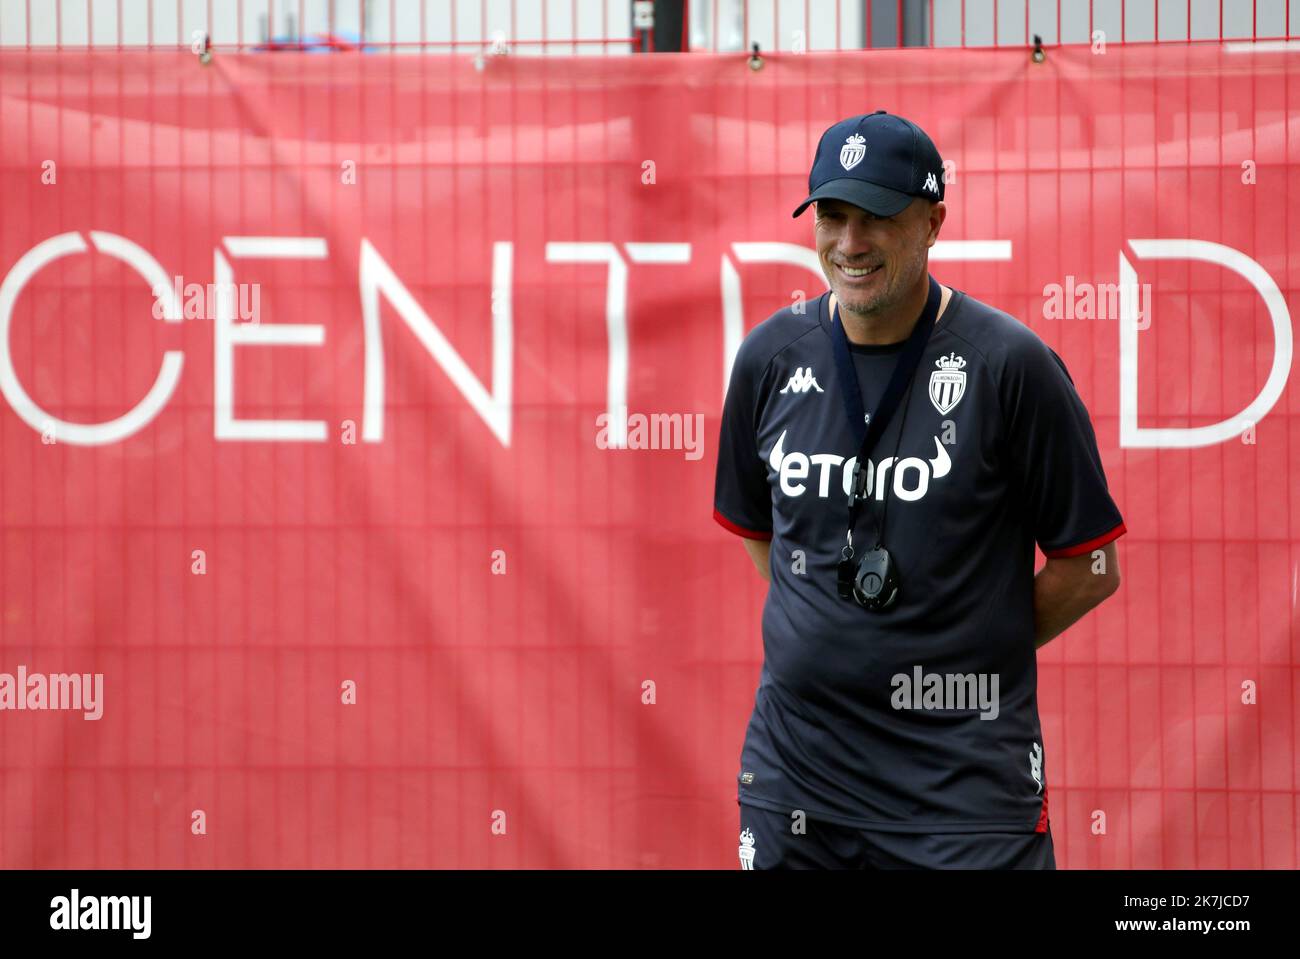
xmin=928 ymin=352 xmax=967 ymax=415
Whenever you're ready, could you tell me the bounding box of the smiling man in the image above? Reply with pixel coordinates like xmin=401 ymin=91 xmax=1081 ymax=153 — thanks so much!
xmin=714 ymin=111 xmax=1126 ymax=870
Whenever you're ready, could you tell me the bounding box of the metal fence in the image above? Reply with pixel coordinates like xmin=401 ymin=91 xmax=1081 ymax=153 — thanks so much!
xmin=0 ymin=0 xmax=1295 ymax=53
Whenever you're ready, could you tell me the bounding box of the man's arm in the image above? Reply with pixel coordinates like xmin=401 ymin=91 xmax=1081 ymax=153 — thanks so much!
xmin=1033 ymin=541 xmax=1120 ymax=648
xmin=741 ymin=538 xmax=771 ymax=583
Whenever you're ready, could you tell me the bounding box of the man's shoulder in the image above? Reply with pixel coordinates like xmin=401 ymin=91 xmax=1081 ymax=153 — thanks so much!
xmin=732 ymin=298 xmax=825 ymax=379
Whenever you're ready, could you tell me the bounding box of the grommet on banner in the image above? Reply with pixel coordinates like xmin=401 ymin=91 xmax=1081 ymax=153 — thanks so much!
xmin=748 ymin=41 xmax=763 ymax=71
xmin=1031 ymin=33 xmax=1045 ymax=63
xmin=474 ymin=30 xmax=510 ymax=71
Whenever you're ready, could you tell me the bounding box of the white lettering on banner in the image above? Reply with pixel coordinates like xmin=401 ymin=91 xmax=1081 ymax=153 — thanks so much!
xmin=0 ymin=231 xmax=183 ymax=446
xmin=0 ymin=234 xmax=1290 ymax=451
xmin=361 ymin=238 xmax=514 ymax=446
xmin=216 ymin=237 xmax=328 ymax=441
xmin=545 ymin=242 xmax=691 ymax=448
xmin=1120 ymin=239 xmax=1293 ymax=449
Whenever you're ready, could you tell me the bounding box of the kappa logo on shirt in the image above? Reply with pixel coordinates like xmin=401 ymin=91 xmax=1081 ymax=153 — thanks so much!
xmin=779 ymin=367 xmax=824 ymax=394
xmin=1029 ymin=741 xmax=1044 ymax=794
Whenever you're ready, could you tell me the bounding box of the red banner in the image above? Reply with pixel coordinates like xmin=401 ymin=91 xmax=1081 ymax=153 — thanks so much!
xmin=0 ymin=43 xmax=1296 ymax=868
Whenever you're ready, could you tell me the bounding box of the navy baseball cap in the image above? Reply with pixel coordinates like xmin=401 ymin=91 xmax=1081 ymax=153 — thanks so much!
xmin=792 ymin=110 xmax=945 ymax=218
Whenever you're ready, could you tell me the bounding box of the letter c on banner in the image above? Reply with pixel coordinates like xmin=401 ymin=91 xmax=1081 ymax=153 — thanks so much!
xmin=1120 ymin=239 xmax=1292 ymax=448
xmin=0 ymin=231 xmax=184 ymax=445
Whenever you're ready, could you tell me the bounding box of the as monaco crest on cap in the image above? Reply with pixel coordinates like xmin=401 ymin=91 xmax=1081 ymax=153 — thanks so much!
xmin=929 ymin=352 xmax=967 ymax=414
xmin=792 ymin=111 xmax=946 ymax=219
xmin=839 ymin=133 xmax=867 ymax=171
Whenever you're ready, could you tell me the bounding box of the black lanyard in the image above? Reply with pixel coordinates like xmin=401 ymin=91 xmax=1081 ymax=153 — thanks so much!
xmin=827 ymin=274 xmax=942 ymax=548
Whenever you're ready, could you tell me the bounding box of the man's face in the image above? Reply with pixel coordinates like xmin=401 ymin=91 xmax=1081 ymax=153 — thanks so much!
xmin=814 ymin=196 xmax=945 ymax=317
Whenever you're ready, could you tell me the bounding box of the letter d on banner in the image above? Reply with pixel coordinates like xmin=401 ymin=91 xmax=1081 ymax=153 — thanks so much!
xmin=1120 ymin=239 xmax=1292 ymax=448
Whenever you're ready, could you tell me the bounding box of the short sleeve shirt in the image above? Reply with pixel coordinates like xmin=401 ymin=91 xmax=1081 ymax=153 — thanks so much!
xmin=713 ymin=287 xmax=1126 ymax=833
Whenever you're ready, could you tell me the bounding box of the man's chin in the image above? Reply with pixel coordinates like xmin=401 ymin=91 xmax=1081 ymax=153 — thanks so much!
xmin=834 ymin=291 xmax=887 ymax=317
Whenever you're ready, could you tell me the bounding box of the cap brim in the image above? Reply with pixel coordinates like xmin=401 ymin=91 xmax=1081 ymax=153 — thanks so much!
xmin=792 ymin=178 xmax=914 ymax=218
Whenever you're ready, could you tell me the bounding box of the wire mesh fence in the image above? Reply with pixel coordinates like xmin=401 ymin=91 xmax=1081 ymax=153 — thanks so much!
xmin=0 ymin=0 xmax=1295 ymax=53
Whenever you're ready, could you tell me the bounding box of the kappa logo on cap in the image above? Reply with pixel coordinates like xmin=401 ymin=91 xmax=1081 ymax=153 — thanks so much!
xmin=839 ymin=133 xmax=867 ymax=171
xmin=924 ymin=171 xmax=940 ymax=194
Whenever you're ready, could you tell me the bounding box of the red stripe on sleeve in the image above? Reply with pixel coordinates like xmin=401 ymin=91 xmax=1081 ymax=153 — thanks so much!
xmin=1043 ymin=521 xmax=1127 ymax=559
xmin=713 ymin=508 xmax=773 ymax=541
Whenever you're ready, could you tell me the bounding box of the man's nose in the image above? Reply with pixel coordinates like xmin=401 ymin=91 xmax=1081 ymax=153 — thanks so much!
xmin=837 ymin=220 xmax=876 ymax=258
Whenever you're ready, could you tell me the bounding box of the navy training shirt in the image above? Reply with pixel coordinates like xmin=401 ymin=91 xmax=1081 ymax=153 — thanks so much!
xmin=713 ymin=284 xmax=1126 ymax=834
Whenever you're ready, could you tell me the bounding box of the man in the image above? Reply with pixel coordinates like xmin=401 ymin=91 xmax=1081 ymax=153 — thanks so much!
xmin=714 ymin=111 xmax=1125 ymax=869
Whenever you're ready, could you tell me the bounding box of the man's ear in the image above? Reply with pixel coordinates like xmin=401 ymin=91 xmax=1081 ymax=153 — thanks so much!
xmin=926 ymin=200 xmax=946 ymax=245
